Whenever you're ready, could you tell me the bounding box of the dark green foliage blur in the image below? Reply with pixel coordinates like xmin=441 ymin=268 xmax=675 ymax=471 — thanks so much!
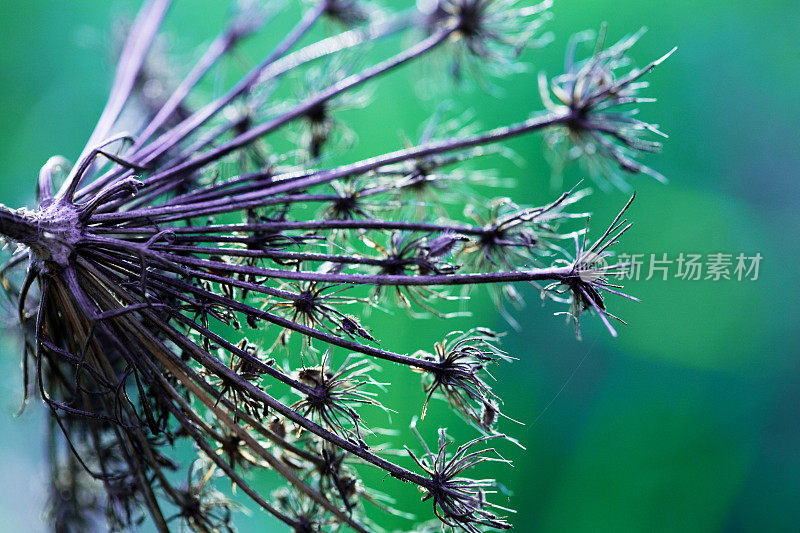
xmin=0 ymin=1 xmax=797 ymax=531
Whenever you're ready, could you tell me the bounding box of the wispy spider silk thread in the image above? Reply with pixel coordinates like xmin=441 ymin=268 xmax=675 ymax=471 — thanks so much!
xmin=0 ymin=1 xmax=674 ymax=531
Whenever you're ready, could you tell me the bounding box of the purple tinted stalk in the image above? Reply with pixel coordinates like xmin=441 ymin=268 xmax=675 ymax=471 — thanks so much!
xmin=134 ymin=0 xmax=329 ymax=161
xmin=91 ymin=219 xmax=482 ymax=235
xmin=129 ymin=9 xmax=413 ymax=169
xmin=85 ymin=246 xmax=449 ymax=376
xmin=58 ymin=0 xmax=171 ymax=201
xmin=77 ymin=269 xmax=321 ymax=531
xmin=146 ymin=244 xmax=438 ymax=266
xmin=81 ymin=258 xmax=438 ymax=489
xmin=76 ymin=9 xmax=412 ymax=206
xmin=89 ymin=110 xmax=569 ymax=224
xmin=86 ymin=249 xmax=444 ymax=372
xmin=142 ymin=24 xmax=458 ymax=186
xmin=0 ymin=206 xmax=38 ymax=245
xmin=153 ymin=250 xmax=575 ymax=287
xmin=131 ymin=31 xmax=241 ymax=151
xmin=76 ymin=0 xmax=327 ymax=201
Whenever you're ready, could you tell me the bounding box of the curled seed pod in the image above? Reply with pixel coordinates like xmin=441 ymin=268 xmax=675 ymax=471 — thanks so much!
xmin=423 ymin=233 xmax=469 ymax=259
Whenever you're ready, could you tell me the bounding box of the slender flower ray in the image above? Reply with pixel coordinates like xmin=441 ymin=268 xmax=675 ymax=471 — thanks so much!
xmin=76 ymin=6 xmax=413 ymax=202
xmin=66 ymin=0 xmax=171 ymax=183
xmin=96 ymin=304 xmax=373 ymax=533
xmin=140 ymin=24 xmax=461 ymax=188
xmin=128 ymin=0 xmax=330 ymax=161
xmin=87 ymin=111 xmax=570 ymax=225
xmin=76 ymin=257 xmax=436 ymax=488
xmin=129 ymin=1 xmax=271 ymax=152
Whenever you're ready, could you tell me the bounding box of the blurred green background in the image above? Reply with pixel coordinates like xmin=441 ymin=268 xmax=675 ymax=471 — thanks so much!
xmin=0 ymin=1 xmax=798 ymax=531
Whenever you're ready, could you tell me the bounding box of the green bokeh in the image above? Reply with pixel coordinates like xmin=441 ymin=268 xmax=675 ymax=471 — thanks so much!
xmin=0 ymin=1 xmax=797 ymax=532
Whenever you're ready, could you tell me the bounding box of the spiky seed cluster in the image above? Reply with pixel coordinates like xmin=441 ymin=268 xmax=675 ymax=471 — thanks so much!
xmin=407 ymin=428 xmax=513 ymax=533
xmin=291 ymin=354 xmax=384 ymax=444
xmin=173 ymin=463 xmax=240 ymax=533
xmin=543 ymin=194 xmax=639 ymax=338
xmin=540 ymin=26 xmax=677 ymax=189
xmin=0 ymin=1 xmax=673 ymax=531
xmin=312 ymin=0 xmax=379 ymax=28
xmin=416 ymin=328 xmax=512 ymax=432
xmin=420 ymin=0 xmax=553 ymax=79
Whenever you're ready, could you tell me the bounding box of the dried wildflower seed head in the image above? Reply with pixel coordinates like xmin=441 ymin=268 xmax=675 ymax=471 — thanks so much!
xmin=291 ymin=354 xmax=384 ymax=443
xmin=467 ymin=189 xmax=588 ymax=265
xmin=314 ymin=0 xmax=379 ymax=27
xmin=273 ymin=487 xmax=330 ymax=533
xmin=407 ymin=427 xmax=513 ymax=532
xmin=0 ymin=1 xmax=673 ymax=531
xmin=417 ymin=328 xmax=511 ymax=431
xmin=545 ymin=195 xmax=639 ymax=338
xmin=289 ymin=53 xmax=370 ymax=161
xmin=540 ymin=27 xmax=676 ymax=188
xmin=425 ymin=0 xmax=552 ymax=61
xmin=413 ymin=0 xmax=553 ymax=84
xmin=215 ymin=428 xmax=268 ymax=471
xmin=267 ymin=280 xmax=371 ymax=347
xmin=173 ymin=463 xmax=239 ymax=532
xmin=323 ymin=178 xmax=379 ymax=220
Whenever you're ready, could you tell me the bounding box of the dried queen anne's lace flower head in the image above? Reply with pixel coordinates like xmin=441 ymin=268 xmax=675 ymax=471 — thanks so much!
xmin=406 ymin=424 xmax=514 ymax=532
xmin=415 ymin=328 xmax=513 ymax=433
xmin=0 ymin=1 xmax=673 ymax=531
xmin=418 ymin=0 xmax=553 ymax=81
xmin=540 ymin=26 xmax=677 ymax=189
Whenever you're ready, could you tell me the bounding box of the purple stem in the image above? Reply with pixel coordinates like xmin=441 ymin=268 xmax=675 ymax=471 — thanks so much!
xmin=91 ymin=218 xmax=481 ymax=236
xmin=59 ymin=0 xmax=172 ymax=200
xmin=88 ymin=110 xmax=569 ymax=224
xmin=141 ymin=24 xmax=458 ymax=187
xmin=76 ymin=0 xmax=327 ymax=201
